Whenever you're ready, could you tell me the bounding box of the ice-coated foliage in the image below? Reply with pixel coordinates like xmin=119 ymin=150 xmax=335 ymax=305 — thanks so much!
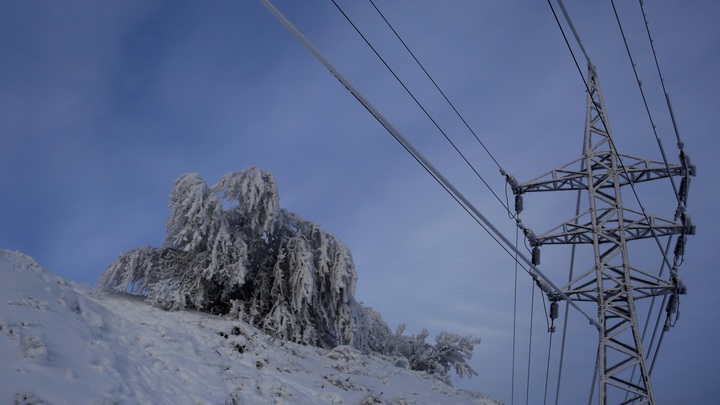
xmin=98 ymin=167 xmax=365 ymax=347
xmin=99 ymin=172 xmax=248 ymax=312
xmin=97 ymin=166 xmax=480 ymax=380
xmin=214 ymin=167 xmax=280 ymax=236
xmin=390 ymin=325 xmax=481 ymax=382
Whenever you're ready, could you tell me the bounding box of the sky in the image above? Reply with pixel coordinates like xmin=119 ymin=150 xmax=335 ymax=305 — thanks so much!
xmin=1 ymin=1 xmax=718 ymax=403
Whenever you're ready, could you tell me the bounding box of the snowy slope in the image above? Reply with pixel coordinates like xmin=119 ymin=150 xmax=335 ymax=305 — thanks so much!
xmin=0 ymin=250 xmax=501 ymax=405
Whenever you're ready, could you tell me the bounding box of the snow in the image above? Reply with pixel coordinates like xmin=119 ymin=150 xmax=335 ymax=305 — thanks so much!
xmin=0 ymin=250 xmax=500 ymax=404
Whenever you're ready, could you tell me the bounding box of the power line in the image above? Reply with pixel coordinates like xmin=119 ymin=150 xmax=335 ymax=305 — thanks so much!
xmin=554 ymin=185 xmax=584 ymax=405
xmin=609 ymin=0 xmax=680 ymax=204
xmin=556 ymin=0 xmax=592 ymax=66
xmin=352 ymin=7 xmax=690 ymax=386
xmin=260 ymin=0 xmax=601 ymax=331
xmin=588 ymin=346 xmax=600 ymax=405
xmin=546 ymin=0 xmax=590 ymax=86
xmin=547 ymin=0 xmax=680 ymax=280
xmin=368 ymin=0 xmax=505 ymax=172
xmin=635 ymin=1 xmax=694 ymax=273
xmin=544 ymin=331 xmax=554 ymax=405
xmin=610 ymin=2 xmax=696 ymax=395
xmin=511 ymin=226 xmax=520 ymax=405
xmin=350 ymin=2 xmax=681 ymax=402
xmin=638 ymin=0 xmax=686 ymax=150
xmin=329 ymin=0 xmax=514 ymax=217
xmin=525 ymin=281 xmax=536 ymax=405
xmin=535 ymin=3 xmax=693 ymax=402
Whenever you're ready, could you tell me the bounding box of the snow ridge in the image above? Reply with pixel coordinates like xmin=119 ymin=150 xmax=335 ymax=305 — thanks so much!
xmin=0 ymin=250 xmax=501 ymax=404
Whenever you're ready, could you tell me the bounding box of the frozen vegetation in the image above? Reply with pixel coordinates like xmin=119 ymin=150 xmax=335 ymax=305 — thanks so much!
xmin=97 ymin=168 xmax=481 ymax=380
xmin=1 ymin=167 xmax=498 ymax=404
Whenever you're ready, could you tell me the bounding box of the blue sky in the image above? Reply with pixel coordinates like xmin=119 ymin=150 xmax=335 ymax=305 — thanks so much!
xmin=1 ymin=1 xmax=718 ymax=403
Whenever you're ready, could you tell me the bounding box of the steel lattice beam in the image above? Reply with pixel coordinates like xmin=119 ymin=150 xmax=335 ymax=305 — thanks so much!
xmin=511 ymin=65 xmax=692 ymax=404
xmin=533 ymin=207 xmax=685 ymax=245
xmin=516 ymin=153 xmax=684 ymax=194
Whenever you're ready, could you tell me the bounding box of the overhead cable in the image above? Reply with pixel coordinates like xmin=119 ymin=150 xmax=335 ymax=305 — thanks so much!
xmin=546 ymin=0 xmax=589 ymax=86
xmin=525 ymin=281 xmax=536 ymax=405
xmin=368 ymin=0 xmax=505 ymax=171
xmin=261 ymin=0 xmax=601 ymax=331
xmin=511 ymin=226 xmax=520 ymax=405
xmin=609 ymin=0 xmax=680 ymax=203
xmin=547 ymin=0 xmax=679 ymax=279
xmin=556 ymin=0 xmax=592 ymax=66
xmin=554 ymin=185 xmax=584 ymax=405
xmin=547 ymin=3 xmax=693 ymax=400
xmin=639 ymin=0 xmax=686 ymax=149
xmin=330 ymin=0 xmax=514 ymax=217
xmin=610 ymin=2 xmax=695 ymax=393
xmin=544 ymin=332 xmax=554 ymax=405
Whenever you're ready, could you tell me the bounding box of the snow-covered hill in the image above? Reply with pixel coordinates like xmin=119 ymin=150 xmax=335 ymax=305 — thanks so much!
xmin=0 ymin=250 xmax=500 ymax=405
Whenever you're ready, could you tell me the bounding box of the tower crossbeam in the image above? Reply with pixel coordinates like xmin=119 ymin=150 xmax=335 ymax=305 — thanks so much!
xmin=507 ymin=65 xmax=694 ymax=404
xmin=532 ymin=207 xmax=686 ymax=246
xmin=515 ymin=154 xmax=685 ymax=194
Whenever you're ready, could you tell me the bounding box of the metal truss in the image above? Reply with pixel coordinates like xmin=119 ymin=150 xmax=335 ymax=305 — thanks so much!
xmin=510 ymin=65 xmax=693 ymax=404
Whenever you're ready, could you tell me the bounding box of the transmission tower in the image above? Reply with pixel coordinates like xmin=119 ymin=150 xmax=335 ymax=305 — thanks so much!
xmin=507 ymin=64 xmax=694 ymax=404
xmin=262 ymin=0 xmax=696 ymax=400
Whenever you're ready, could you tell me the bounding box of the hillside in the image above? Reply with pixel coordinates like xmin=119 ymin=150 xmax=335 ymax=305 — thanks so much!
xmin=0 ymin=250 xmax=500 ymax=404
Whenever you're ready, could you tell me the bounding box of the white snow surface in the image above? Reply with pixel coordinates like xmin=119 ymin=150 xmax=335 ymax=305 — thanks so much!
xmin=0 ymin=250 xmax=501 ymax=405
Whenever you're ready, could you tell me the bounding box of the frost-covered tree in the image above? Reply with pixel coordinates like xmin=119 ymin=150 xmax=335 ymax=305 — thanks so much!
xmin=213 ymin=167 xmax=280 ymax=237
xmin=97 ymin=166 xmax=481 ymax=380
xmin=98 ymin=173 xmax=248 ymax=311
xmin=98 ymin=167 xmax=367 ymax=349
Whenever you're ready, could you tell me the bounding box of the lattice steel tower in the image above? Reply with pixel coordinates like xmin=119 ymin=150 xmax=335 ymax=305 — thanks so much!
xmin=508 ymin=65 xmax=694 ymax=404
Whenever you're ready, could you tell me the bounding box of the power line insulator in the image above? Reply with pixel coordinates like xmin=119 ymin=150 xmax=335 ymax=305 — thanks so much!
xmin=548 ymin=300 xmax=559 ymax=333
xmin=515 ymin=194 xmax=524 ymax=214
xmin=674 ymin=235 xmax=686 ymax=256
xmin=504 ymin=173 xmax=521 ymax=195
xmin=523 ymin=227 xmax=538 ymax=247
xmin=532 ymin=246 xmax=541 ymax=266
xmin=666 ymin=294 xmax=678 ymax=315
xmin=680 ymin=151 xmax=696 ymax=176
xmin=682 ymin=213 xmax=696 ymax=235
xmin=678 ymin=177 xmax=689 ymax=201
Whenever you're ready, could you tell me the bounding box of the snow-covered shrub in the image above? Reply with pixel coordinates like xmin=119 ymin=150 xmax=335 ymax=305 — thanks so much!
xmin=97 ymin=166 xmax=481 ymax=379
xmin=360 ymin=306 xmax=394 ymax=354
xmin=432 ymin=332 xmax=482 ymax=378
xmin=391 ymin=325 xmax=481 ymax=381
